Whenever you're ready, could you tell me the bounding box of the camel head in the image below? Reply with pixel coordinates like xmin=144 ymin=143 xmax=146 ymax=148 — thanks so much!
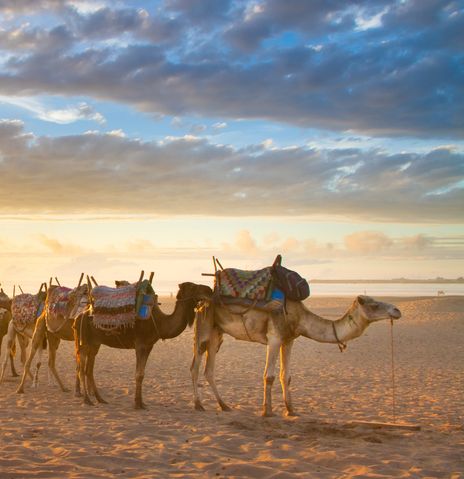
xmin=355 ymin=295 xmax=401 ymax=323
xmin=0 ymin=288 xmax=11 ymax=311
xmin=115 ymin=280 xmax=131 ymax=288
xmin=176 ymin=282 xmax=213 ymax=302
xmin=0 ymin=288 xmax=12 ymax=311
xmin=66 ymin=284 xmax=89 ymax=319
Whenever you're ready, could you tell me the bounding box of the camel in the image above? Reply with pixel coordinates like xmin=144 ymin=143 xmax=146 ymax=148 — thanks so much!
xmin=75 ymin=281 xmax=212 ymax=409
xmin=0 ymin=288 xmax=19 ymax=377
xmin=0 ymin=285 xmax=48 ymax=386
xmin=16 ymin=277 xmax=88 ymax=395
xmin=191 ymin=295 xmax=401 ymax=417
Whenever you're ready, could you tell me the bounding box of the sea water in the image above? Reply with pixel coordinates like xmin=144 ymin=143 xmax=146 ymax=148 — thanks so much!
xmin=309 ymin=282 xmax=464 ymax=297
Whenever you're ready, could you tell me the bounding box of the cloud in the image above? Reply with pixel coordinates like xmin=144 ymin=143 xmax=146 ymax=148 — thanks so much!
xmin=0 ymin=97 xmax=105 ymax=124
xmin=399 ymin=234 xmax=432 ymax=250
xmin=344 ymin=231 xmax=393 ymax=254
xmin=36 ymin=234 xmax=86 ymax=255
xmin=0 ymin=2 xmax=461 ymax=138
xmin=234 ymin=230 xmax=258 ymax=255
xmin=0 ymin=121 xmax=462 ymax=222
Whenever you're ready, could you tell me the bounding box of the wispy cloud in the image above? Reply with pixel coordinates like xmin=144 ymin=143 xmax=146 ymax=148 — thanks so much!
xmin=0 ymin=96 xmax=105 ymax=124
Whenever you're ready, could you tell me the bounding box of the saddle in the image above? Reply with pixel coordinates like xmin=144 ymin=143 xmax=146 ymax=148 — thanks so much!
xmin=213 ymin=255 xmax=310 ymax=311
xmin=12 ymin=293 xmax=45 ymax=329
xmin=214 ymin=267 xmax=283 ymax=312
xmin=48 ymin=286 xmax=72 ymax=318
xmin=90 ymin=280 xmax=156 ymax=331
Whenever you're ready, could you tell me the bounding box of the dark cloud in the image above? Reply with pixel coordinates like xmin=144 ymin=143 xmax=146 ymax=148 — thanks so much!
xmin=0 ymin=1 xmax=461 ymax=138
xmin=0 ymin=121 xmax=462 ymax=222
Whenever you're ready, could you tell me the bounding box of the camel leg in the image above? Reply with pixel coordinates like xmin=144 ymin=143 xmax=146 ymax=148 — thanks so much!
xmin=190 ymin=345 xmax=206 ymax=411
xmin=0 ymin=322 xmax=16 ymax=383
xmin=47 ymin=334 xmax=69 ymax=392
xmin=77 ymin=345 xmax=93 ymax=405
xmin=86 ymin=346 xmax=107 ymax=404
xmin=190 ymin=309 xmax=210 ymax=411
xmin=262 ymin=338 xmax=281 ymax=417
xmin=204 ymin=328 xmax=230 ymax=412
xmin=134 ymin=344 xmax=153 ymax=409
xmin=31 ymin=334 xmax=47 ymax=389
xmin=73 ymin=322 xmax=83 ymax=398
xmin=16 ymin=316 xmax=47 ymax=393
xmin=74 ymin=362 xmax=82 ymax=397
xmin=10 ymin=341 xmax=19 ymax=377
xmin=280 ymin=340 xmax=296 ymax=416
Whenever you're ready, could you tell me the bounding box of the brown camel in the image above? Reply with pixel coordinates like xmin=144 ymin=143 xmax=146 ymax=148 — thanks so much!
xmin=0 ymin=288 xmax=19 ymax=377
xmin=16 ymin=278 xmax=88 ymax=395
xmin=75 ymin=281 xmax=212 ymax=409
xmin=191 ymin=295 xmax=401 ymax=417
xmin=0 ymin=285 xmax=47 ymax=386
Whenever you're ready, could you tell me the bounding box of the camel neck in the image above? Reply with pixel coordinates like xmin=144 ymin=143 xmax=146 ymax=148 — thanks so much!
xmin=297 ymin=302 xmax=368 ymax=344
xmin=152 ymin=298 xmax=194 ymax=340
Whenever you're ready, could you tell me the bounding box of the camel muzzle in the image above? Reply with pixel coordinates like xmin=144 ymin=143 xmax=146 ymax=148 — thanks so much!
xmin=390 ymin=308 xmax=401 ymax=320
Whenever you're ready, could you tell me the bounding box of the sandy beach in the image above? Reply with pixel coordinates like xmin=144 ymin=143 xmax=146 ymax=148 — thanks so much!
xmin=0 ymin=295 xmax=463 ymax=478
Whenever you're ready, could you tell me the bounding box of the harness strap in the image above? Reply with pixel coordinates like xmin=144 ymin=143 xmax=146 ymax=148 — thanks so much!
xmin=332 ymin=321 xmax=347 ymax=352
xmin=219 ymin=296 xmax=254 ymax=342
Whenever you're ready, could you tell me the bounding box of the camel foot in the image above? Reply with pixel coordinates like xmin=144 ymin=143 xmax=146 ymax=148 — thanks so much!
xmin=11 ymin=372 xmax=19 ymax=378
xmin=61 ymin=387 xmax=70 ymax=393
xmin=16 ymin=387 xmax=24 ymax=394
xmin=96 ymin=397 xmax=108 ymax=404
xmin=74 ymin=390 xmax=82 ymax=398
xmin=219 ymin=402 xmax=232 ymax=412
xmin=285 ymin=410 xmax=299 ymax=417
xmin=262 ymin=409 xmax=274 ymax=417
xmin=83 ymin=397 xmax=94 ymax=406
xmin=194 ymin=400 xmax=205 ymax=411
xmin=135 ymin=402 xmax=147 ymax=410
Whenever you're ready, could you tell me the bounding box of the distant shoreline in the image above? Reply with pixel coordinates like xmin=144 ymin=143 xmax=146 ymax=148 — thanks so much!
xmin=310 ymin=279 xmax=464 ymax=284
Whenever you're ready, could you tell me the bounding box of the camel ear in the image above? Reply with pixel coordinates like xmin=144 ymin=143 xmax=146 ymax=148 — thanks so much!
xmin=357 ymin=295 xmax=366 ymax=305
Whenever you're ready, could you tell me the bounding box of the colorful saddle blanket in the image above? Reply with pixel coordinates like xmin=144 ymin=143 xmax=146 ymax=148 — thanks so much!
xmin=216 ymin=267 xmax=273 ymax=301
xmin=91 ymin=284 xmax=137 ymax=330
xmin=214 ymin=267 xmax=284 ymax=312
xmin=48 ymin=286 xmax=72 ymax=318
xmin=12 ymin=293 xmax=43 ymax=329
xmin=90 ymin=280 xmax=156 ymax=330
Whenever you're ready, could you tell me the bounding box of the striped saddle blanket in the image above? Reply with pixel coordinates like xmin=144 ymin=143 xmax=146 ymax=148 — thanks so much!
xmin=91 ymin=284 xmax=137 ymax=330
xmin=12 ymin=293 xmax=44 ymax=329
xmin=90 ymin=281 xmax=156 ymax=330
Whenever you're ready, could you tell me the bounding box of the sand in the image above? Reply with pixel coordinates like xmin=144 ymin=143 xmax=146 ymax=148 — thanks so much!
xmin=0 ymin=296 xmax=463 ymax=478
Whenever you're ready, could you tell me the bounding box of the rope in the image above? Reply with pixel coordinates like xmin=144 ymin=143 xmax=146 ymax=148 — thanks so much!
xmin=390 ymin=318 xmax=396 ymax=423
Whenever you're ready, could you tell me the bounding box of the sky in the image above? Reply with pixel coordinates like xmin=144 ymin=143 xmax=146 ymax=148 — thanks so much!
xmin=0 ymin=0 xmax=463 ymax=294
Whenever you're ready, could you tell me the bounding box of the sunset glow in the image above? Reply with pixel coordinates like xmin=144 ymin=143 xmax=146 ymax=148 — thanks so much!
xmin=0 ymin=1 xmax=462 ymax=294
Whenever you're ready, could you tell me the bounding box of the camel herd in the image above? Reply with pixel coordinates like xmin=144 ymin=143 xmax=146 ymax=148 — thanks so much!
xmin=0 ymin=274 xmax=401 ymax=417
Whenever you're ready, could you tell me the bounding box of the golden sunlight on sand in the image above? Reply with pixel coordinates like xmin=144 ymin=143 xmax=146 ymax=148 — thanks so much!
xmin=0 ymin=295 xmax=463 ymax=478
